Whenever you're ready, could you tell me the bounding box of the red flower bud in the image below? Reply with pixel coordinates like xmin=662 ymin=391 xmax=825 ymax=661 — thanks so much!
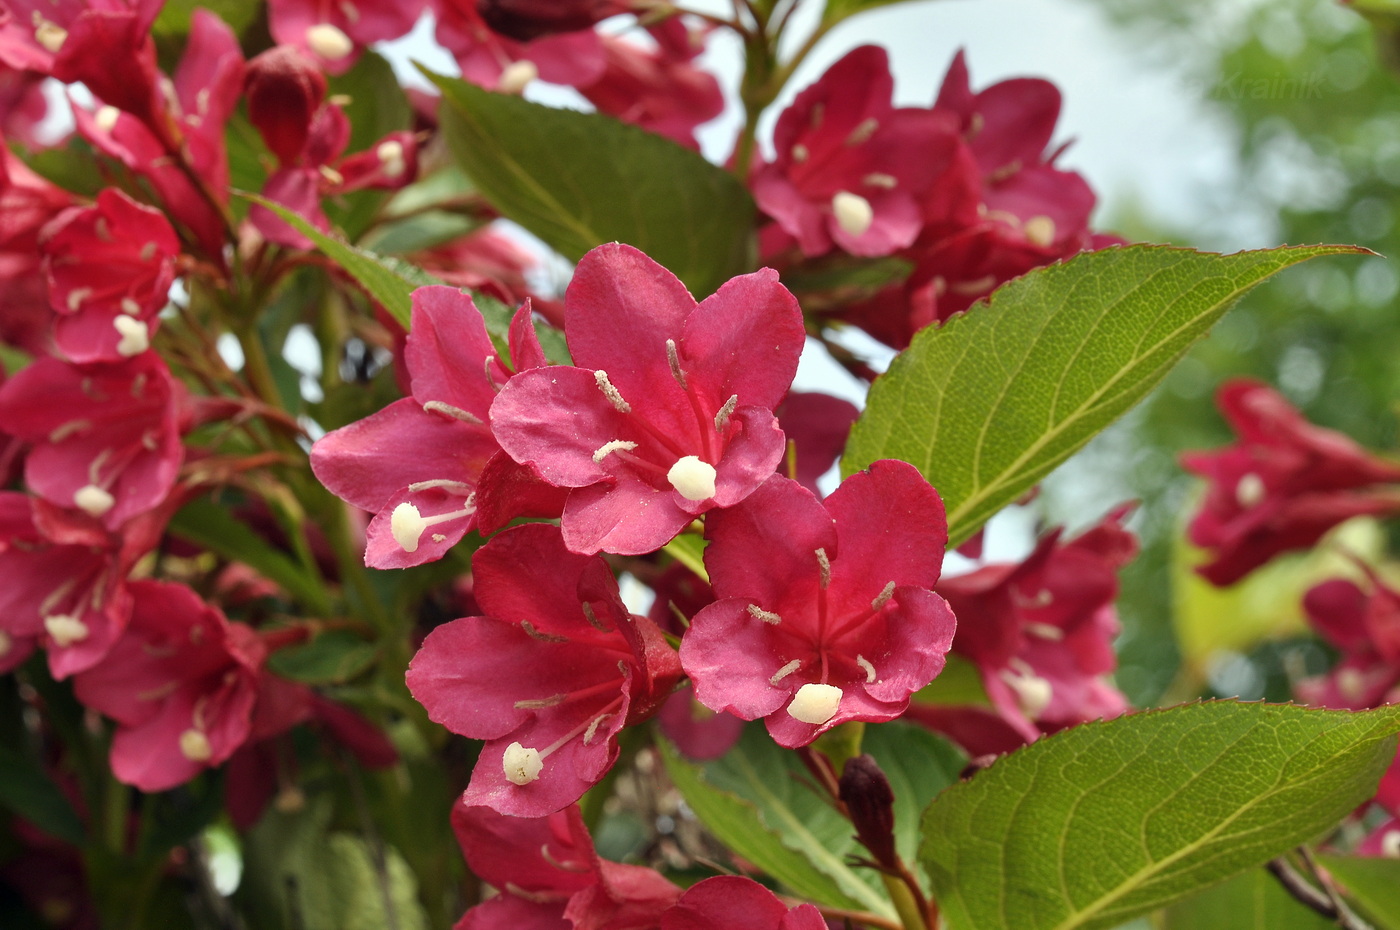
xmin=244 ymin=46 xmax=326 ymax=165
xmin=839 ymin=754 xmax=898 ymax=869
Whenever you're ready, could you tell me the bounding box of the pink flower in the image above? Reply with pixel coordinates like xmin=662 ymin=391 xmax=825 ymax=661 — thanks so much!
xmin=751 ymin=45 xmax=963 ymax=258
xmin=311 ymin=286 xmax=546 ymax=568
xmin=267 ymin=0 xmax=427 ymax=74
xmin=451 ymin=801 xmax=680 ymax=930
xmin=0 ymin=352 xmax=185 ymax=529
xmin=434 ymin=0 xmax=606 ymax=91
xmin=491 ymin=243 xmax=804 ymax=556
xmin=680 ymin=462 xmax=957 ymax=748
xmin=72 ymin=580 xmax=263 ymax=792
xmin=406 ymin=523 xmax=682 ymax=816
xmin=661 ymin=876 xmax=825 ymax=930
xmin=1295 ymin=575 xmax=1400 ymax=711
xmin=1181 ymin=379 xmax=1400 ymax=586
xmin=934 ymin=507 xmax=1136 ymax=746
xmin=42 ymin=188 xmax=180 ymax=363
xmin=775 ymin=391 xmax=860 ymax=496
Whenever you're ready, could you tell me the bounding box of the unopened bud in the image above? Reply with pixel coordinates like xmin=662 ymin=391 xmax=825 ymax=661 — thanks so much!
xmin=245 ymin=46 xmax=328 ymax=164
xmin=839 ymin=754 xmax=897 ymax=869
xmin=479 ymin=0 xmax=625 ymax=42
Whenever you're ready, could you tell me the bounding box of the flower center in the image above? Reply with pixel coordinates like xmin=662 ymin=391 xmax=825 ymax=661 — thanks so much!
xmin=499 ymin=60 xmax=538 ymax=95
xmin=113 ymin=316 xmax=150 ymax=357
xmin=180 ymin=728 xmax=213 ymax=762
xmin=44 ymin=614 xmax=89 ymax=648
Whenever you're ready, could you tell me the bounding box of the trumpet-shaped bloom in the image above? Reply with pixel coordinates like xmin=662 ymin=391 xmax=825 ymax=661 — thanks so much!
xmin=407 ymin=523 xmax=681 ymax=815
xmin=681 ymin=462 xmax=957 ymax=747
xmin=491 ymin=243 xmax=804 ymax=556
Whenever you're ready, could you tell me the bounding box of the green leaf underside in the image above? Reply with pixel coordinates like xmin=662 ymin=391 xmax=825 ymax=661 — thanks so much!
xmin=266 ymin=630 xmax=377 ymax=685
xmin=169 ymin=497 xmax=326 ymax=610
xmin=660 ymin=721 xmax=963 ymax=919
xmin=842 ymin=244 xmax=1366 ymax=546
xmin=1316 ymin=854 xmax=1400 ymax=929
xmin=920 ymin=700 xmax=1400 ymax=930
xmin=429 ymin=70 xmax=756 ymax=298
xmin=1159 ymin=867 xmax=1334 ymax=929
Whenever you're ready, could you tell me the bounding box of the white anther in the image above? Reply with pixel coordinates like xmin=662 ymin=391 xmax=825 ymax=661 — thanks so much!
xmin=871 ymin=581 xmax=895 ymax=612
xmin=666 ymin=338 xmax=688 ymax=388
xmin=856 ymin=655 xmax=878 ymax=684
xmin=863 ymin=172 xmax=898 ymax=190
xmin=0 ymin=631 xmax=11 ymax=656
xmin=113 ymin=316 xmax=150 ymax=357
xmin=668 ymin=455 xmax=716 ymax=501
xmin=1023 ymin=215 xmax=1056 ymax=248
xmin=66 ymin=287 xmax=92 ymax=311
xmin=74 ymin=484 xmax=115 ymax=517
xmin=747 ymin=604 xmax=782 ymax=625
xmin=179 ymin=729 xmax=213 ymax=762
xmin=422 ymin=400 xmax=483 ymax=425
xmin=120 ymin=297 xmax=141 ymax=315
xmin=846 ymin=117 xmax=879 ymax=146
xmin=1383 ymin=830 xmax=1400 ymax=859
xmin=769 ymin=659 xmax=803 ymax=685
xmin=44 ymin=614 xmax=89 ymax=648
xmin=791 ymin=143 xmax=809 ymax=163
xmin=1001 ymin=665 xmax=1053 ymax=720
xmin=376 ymin=139 xmax=406 ymax=177
xmin=502 ymin=741 xmax=543 ymax=785
xmin=390 ymin=502 xmax=428 ymax=553
xmin=1024 ymin=621 xmax=1064 ymax=641
xmin=338 ymin=0 xmax=361 ymax=23
xmin=498 ymin=59 xmax=538 ymax=95
xmin=514 ymin=694 xmax=566 ymax=709
xmin=34 ymin=19 xmax=67 ymax=54
xmin=592 ymin=439 xmax=637 ymax=464
xmin=714 ymin=394 xmax=738 ymax=432
xmin=306 ymin=22 xmax=354 ymax=60
xmin=94 ymin=105 xmax=121 ymax=133
xmin=1236 ymin=472 xmax=1265 ymax=508
xmin=788 ymin=683 xmax=843 ymax=725
xmin=594 ymin=370 xmax=631 ymax=413
xmin=831 ymin=191 xmax=874 ymax=238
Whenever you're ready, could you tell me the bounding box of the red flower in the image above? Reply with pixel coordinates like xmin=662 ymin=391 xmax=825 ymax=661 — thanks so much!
xmin=681 ymin=463 xmax=957 ymax=748
xmin=267 ymin=0 xmax=427 ymax=74
xmin=407 ymin=524 xmax=681 ymax=815
xmin=1181 ymin=379 xmax=1400 ymax=586
xmin=661 ymin=876 xmax=825 ymax=930
xmin=491 ymin=243 xmax=804 ymax=556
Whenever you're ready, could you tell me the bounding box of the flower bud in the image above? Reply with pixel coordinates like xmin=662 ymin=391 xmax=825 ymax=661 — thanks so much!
xmin=838 ymin=754 xmax=897 ymax=869
xmin=245 ymin=46 xmax=327 ymax=165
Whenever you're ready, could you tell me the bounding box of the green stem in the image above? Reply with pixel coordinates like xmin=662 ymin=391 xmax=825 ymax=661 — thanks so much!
xmin=882 ymin=873 xmax=930 ymax=930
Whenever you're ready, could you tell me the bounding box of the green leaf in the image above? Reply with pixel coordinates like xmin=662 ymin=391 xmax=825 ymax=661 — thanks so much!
xmin=920 ymin=700 xmax=1400 ymax=930
xmin=429 ymin=70 xmax=756 ymax=297
xmin=842 ymin=244 xmax=1366 ymax=546
xmin=1159 ymin=867 xmax=1334 ymax=929
xmin=266 ymin=630 xmax=378 ymax=685
xmin=662 ymin=532 xmax=709 ymax=584
xmin=237 ymin=193 xmax=441 ymax=329
xmin=660 ymin=720 xmax=963 ymax=919
xmin=0 ymin=742 xmax=85 ymax=845
xmin=1316 ymin=854 xmax=1400 ymax=929
xmin=169 ymin=497 xmax=329 ymax=612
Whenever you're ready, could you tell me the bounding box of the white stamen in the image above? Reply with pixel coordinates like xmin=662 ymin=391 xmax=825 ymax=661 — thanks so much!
xmin=502 ymin=741 xmax=543 ymax=785
xmin=714 ymin=394 xmax=738 ymax=432
xmin=1024 ymin=621 xmax=1064 ymax=641
xmin=831 ymin=191 xmax=874 ymax=238
xmin=1023 ymin=215 xmax=1056 ymax=247
xmin=376 ymin=139 xmax=406 ymax=178
xmin=0 ymin=631 xmax=11 ymax=656
xmin=73 ymin=484 xmax=115 ymax=517
xmin=871 ymin=581 xmax=895 ymax=612
xmin=179 ymin=729 xmax=213 ymax=762
xmin=863 ymin=172 xmax=898 ymax=190
xmin=306 ymin=23 xmax=353 ymax=60
xmin=422 ymin=400 xmax=483 ymax=425
xmin=338 ymin=0 xmax=361 ymax=23
xmin=1338 ymin=667 xmax=1368 ymax=702
xmin=1236 ymin=472 xmax=1265 ymax=508
xmin=788 ymin=683 xmax=843 ymax=725
xmin=113 ymin=316 xmax=149 ymax=357
xmin=498 ymin=59 xmax=538 ymax=95
xmin=856 ymin=655 xmax=878 ymax=684
xmin=94 ymin=105 xmax=121 ymax=133
xmin=746 ymin=604 xmax=782 ymax=625
xmin=846 ymin=117 xmax=879 ymax=146
xmin=514 ymin=695 xmax=566 ymax=709
xmin=1382 ymin=830 xmax=1400 ymax=859
xmin=666 ymin=338 xmax=688 ymax=389
xmin=44 ymin=614 xmax=89 ymax=648
xmin=66 ymin=287 xmax=92 ymax=311
xmin=815 ymin=548 xmax=831 ymax=589
xmin=594 ymin=370 xmax=631 ymax=413
xmin=391 ymin=502 xmax=428 ymax=553
xmin=791 ymin=143 xmax=809 ymax=163
xmin=120 ymin=297 xmax=141 ymax=315
xmin=1001 ymin=665 xmax=1053 ymax=719
xmin=667 ymin=456 xmax=716 ymax=501
xmin=769 ymin=659 xmax=803 ymax=685
xmin=34 ymin=19 xmax=67 ymax=54
xmin=318 ymin=164 xmax=345 ymax=187
xmin=582 ymin=713 xmax=611 ymax=745
xmin=592 ymin=439 xmax=637 ymax=464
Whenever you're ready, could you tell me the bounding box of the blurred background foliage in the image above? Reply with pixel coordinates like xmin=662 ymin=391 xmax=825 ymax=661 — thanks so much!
xmin=1041 ymin=0 xmax=1400 ymax=709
